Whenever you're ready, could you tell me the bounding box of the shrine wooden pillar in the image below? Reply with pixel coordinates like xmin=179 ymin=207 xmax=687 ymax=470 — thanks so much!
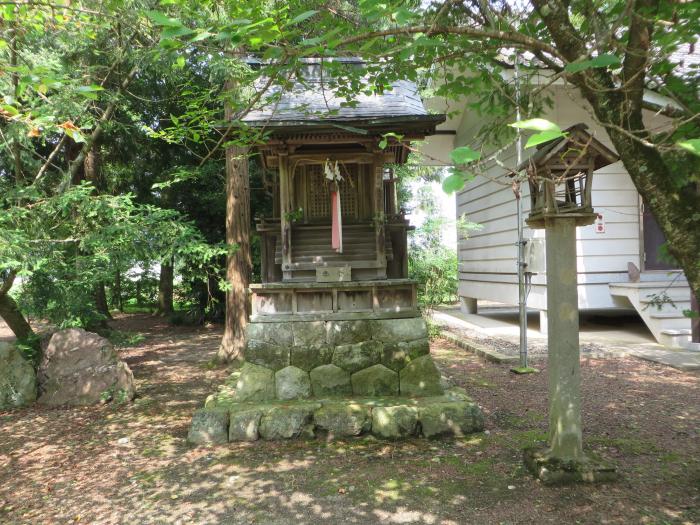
xmin=278 ymin=151 xmax=293 ymax=280
xmin=372 ymin=151 xmax=386 ymax=278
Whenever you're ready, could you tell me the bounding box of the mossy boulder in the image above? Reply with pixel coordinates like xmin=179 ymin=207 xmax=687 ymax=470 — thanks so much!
xmin=38 ymin=328 xmax=134 ymax=406
xmin=399 ymin=355 xmax=443 ymax=397
xmin=275 ymin=366 xmax=311 ymax=400
xmin=326 ymin=320 xmax=372 ymax=346
xmin=314 ymin=402 xmax=372 ymax=437
xmin=309 ymin=364 xmax=351 ymax=397
xmin=372 ymin=405 xmax=419 ymax=439
xmin=371 ymin=318 xmax=427 ymax=344
xmin=332 ymin=340 xmax=382 ymax=374
xmin=188 ymin=408 xmax=230 ymax=444
xmin=418 ymin=401 xmax=484 ymax=438
xmin=381 ymin=338 xmax=430 ymax=372
xmin=246 ymin=340 xmax=290 ymax=371
xmin=0 ymin=343 xmax=37 ymax=410
xmin=291 ymin=345 xmax=333 ymax=372
xmin=234 ymin=363 xmax=275 ymax=402
xmin=258 ymin=404 xmax=319 ymax=440
xmin=351 ymin=364 xmax=399 ymax=396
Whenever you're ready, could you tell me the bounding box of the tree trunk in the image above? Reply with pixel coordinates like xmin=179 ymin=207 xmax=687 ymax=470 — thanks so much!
xmin=157 ymin=260 xmax=174 ymax=316
xmin=94 ymin=282 xmax=112 ymax=320
xmin=691 ymin=292 xmax=699 ymax=344
xmin=113 ymin=269 xmax=124 ymax=312
xmin=0 ymin=274 xmax=34 ymax=342
xmin=533 ymin=0 xmax=700 ymax=344
xmin=218 ymin=142 xmax=251 ymax=362
xmin=135 ymin=279 xmax=143 ymax=307
xmin=218 ymin=78 xmax=251 ymax=362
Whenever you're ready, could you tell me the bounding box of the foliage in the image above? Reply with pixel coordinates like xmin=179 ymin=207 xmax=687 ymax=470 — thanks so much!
xmin=1 ymin=182 xmax=224 ymax=329
xmin=409 ymin=245 xmax=459 ymax=309
xmin=2 ymin=0 xmax=699 ymax=336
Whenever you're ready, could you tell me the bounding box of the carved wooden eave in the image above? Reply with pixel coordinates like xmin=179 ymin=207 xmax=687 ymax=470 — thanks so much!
xmin=248 ymin=115 xmax=445 ymax=169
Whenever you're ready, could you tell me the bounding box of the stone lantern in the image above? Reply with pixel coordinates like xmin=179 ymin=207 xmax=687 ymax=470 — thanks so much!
xmin=520 ymin=124 xmax=619 ymax=483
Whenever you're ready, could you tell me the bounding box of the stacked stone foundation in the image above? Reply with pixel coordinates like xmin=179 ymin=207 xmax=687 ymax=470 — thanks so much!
xmin=189 ymin=316 xmax=485 ymax=443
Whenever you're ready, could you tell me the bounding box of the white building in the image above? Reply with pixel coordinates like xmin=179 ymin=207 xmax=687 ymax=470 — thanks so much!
xmin=421 ymin=81 xmax=693 ymax=348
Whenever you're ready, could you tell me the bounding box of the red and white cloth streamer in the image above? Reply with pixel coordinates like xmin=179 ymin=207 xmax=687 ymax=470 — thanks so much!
xmin=325 ymin=159 xmax=343 ymax=253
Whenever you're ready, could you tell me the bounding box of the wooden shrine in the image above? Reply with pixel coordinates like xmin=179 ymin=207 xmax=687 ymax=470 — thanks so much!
xmin=243 ymin=60 xmax=445 ymax=322
xmin=187 ymin=61 xmax=487 ymax=444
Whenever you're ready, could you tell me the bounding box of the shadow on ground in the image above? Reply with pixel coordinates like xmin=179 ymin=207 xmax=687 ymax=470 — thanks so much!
xmin=0 ymin=314 xmax=698 ymax=524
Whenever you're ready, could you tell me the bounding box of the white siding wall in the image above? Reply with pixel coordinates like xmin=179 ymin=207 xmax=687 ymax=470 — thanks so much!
xmin=456 ymin=88 xmax=641 ymax=311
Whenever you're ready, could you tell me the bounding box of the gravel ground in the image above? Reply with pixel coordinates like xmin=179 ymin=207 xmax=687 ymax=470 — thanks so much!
xmin=0 ymin=314 xmax=698 ymax=524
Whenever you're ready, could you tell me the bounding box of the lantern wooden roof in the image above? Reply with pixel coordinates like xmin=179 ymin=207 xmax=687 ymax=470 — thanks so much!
xmin=520 ymin=123 xmax=619 ymax=229
xmin=517 ymin=123 xmax=619 ymax=173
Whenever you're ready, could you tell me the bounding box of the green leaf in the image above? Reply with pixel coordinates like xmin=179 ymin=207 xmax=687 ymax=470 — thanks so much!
xmin=190 ymin=31 xmax=212 ymax=42
xmin=146 ymin=10 xmax=181 ymax=27
xmin=442 ymin=171 xmax=466 ymax=194
xmin=677 ymin=139 xmax=700 ymax=157
xmin=589 ymin=54 xmax=621 ymax=68
xmin=1 ymin=104 xmax=19 ymax=116
xmin=288 ymin=10 xmax=317 ymax=26
xmin=525 ymin=130 xmax=566 ymax=149
xmin=76 ymin=85 xmax=104 ymax=93
xmin=509 ymin=119 xmax=561 ymax=132
xmin=450 ymin=146 xmax=480 ymax=165
xmin=393 ymin=7 xmax=415 ymax=25
xmin=64 ymin=127 xmax=85 ymax=143
xmin=565 ymin=54 xmax=621 ymax=73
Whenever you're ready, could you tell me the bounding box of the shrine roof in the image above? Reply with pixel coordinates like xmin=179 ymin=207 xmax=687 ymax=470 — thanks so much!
xmin=242 ymin=58 xmax=445 ymax=132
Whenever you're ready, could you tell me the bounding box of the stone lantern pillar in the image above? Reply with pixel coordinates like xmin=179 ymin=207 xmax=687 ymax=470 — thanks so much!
xmin=520 ymin=124 xmax=618 ymax=483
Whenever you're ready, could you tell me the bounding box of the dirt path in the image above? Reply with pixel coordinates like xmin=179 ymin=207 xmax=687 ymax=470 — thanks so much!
xmin=1 ymin=315 xmax=698 ymax=524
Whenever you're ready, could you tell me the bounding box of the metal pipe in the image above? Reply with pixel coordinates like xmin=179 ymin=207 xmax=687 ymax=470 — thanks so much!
xmin=515 ymin=51 xmax=528 ymax=369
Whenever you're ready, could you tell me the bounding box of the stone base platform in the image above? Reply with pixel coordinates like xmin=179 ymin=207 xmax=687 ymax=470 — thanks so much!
xmin=523 ymin=448 xmax=617 ymax=485
xmin=189 ymin=314 xmax=485 ymax=443
xmin=188 ymin=387 xmax=484 ymax=443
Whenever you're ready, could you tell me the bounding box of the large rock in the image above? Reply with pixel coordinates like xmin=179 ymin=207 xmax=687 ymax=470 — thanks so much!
xmin=314 ymin=402 xmax=372 ymax=437
xmin=229 ymin=407 xmax=266 ymax=442
xmin=235 ymin=362 xmax=276 ymax=401
xmin=372 ymin=405 xmax=419 ymax=439
xmin=188 ymin=408 xmax=230 ymax=444
xmin=0 ymin=343 xmax=37 ymax=409
xmin=259 ymin=404 xmax=319 ymax=439
xmin=381 ymin=338 xmax=430 ymax=372
xmin=326 ymin=320 xmax=372 ymax=346
xmin=292 ymin=321 xmax=326 ymax=347
xmin=399 ymin=355 xmax=443 ymax=397
xmin=418 ymin=401 xmax=484 ymax=438
xmin=275 ymin=366 xmax=311 ymax=400
xmin=351 ymin=364 xmax=399 ymax=396
xmin=38 ymin=328 xmax=134 ymax=406
xmin=372 ymin=318 xmax=427 ymax=344
xmin=309 ymin=364 xmax=351 ymax=397
xmin=332 ymin=340 xmax=382 ymax=374
xmin=291 ymin=345 xmax=333 ymax=372
xmin=246 ymin=340 xmax=290 ymax=371
xmin=246 ymin=322 xmax=293 ymax=347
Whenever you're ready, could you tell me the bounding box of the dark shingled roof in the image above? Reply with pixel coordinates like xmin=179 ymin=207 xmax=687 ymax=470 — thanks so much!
xmin=243 ymin=58 xmax=441 ymax=128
